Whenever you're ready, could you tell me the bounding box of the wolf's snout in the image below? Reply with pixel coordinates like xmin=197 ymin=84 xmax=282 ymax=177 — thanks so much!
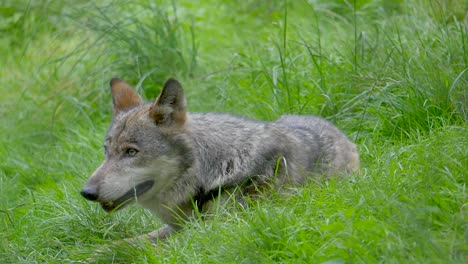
xmin=80 ymin=187 xmax=98 ymax=201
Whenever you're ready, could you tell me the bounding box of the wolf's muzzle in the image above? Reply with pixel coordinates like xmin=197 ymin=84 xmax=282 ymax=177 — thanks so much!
xmin=80 ymin=180 xmax=155 ymax=213
xmin=80 ymin=186 xmax=98 ymax=201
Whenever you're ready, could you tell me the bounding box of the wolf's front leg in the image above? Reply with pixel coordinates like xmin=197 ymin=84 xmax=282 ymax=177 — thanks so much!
xmin=124 ymin=224 xmax=176 ymax=244
xmin=87 ymin=225 xmax=176 ymax=262
xmin=145 ymin=224 xmax=176 ymax=241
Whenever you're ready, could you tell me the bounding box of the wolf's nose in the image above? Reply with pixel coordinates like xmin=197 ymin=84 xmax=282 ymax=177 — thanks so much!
xmin=80 ymin=187 xmax=98 ymax=201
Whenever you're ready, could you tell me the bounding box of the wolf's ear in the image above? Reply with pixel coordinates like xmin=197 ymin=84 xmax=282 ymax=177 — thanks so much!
xmin=110 ymin=78 xmax=143 ymax=114
xmin=150 ymin=78 xmax=187 ymax=126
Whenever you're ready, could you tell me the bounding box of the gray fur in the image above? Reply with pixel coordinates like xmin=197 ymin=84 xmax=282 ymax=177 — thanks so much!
xmin=81 ymin=78 xmax=359 ymax=242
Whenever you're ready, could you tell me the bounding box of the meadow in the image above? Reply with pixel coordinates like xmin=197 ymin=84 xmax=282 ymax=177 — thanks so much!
xmin=0 ymin=0 xmax=467 ymax=263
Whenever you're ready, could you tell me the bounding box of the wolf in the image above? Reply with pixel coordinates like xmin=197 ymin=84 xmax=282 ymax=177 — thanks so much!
xmin=80 ymin=78 xmax=359 ymax=241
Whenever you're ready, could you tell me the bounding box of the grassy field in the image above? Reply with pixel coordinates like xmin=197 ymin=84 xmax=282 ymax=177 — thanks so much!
xmin=1 ymin=0 xmax=467 ymax=263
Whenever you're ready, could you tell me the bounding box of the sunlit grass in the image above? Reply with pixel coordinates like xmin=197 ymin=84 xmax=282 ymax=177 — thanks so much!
xmin=0 ymin=0 xmax=466 ymax=263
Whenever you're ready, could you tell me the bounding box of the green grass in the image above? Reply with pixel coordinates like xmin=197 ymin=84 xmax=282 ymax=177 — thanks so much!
xmin=1 ymin=0 xmax=467 ymax=263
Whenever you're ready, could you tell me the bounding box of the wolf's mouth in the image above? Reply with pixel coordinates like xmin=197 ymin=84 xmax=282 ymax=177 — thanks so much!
xmin=100 ymin=180 xmax=154 ymax=212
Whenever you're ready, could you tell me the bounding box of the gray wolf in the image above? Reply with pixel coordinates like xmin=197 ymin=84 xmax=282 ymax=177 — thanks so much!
xmin=80 ymin=78 xmax=359 ymax=241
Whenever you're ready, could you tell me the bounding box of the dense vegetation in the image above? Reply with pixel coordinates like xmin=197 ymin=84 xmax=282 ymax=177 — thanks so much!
xmin=1 ymin=0 xmax=466 ymax=263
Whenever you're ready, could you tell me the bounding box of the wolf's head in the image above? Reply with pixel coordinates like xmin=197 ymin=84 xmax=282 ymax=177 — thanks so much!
xmin=81 ymin=78 xmax=192 ymax=212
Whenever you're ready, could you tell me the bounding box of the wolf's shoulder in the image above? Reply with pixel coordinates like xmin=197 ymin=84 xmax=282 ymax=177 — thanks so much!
xmin=276 ymin=114 xmax=340 ymax=131
xmin=276 ymin=114 xmax=332 ymax=126
xmin=188 ymin=112 xmax=266 ymax=126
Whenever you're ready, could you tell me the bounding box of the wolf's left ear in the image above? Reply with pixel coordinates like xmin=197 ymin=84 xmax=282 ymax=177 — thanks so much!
xmin=150 ymin=78 xmax=187 ymax=126
xmin=110 ymin=78 xmax=143 ymax=114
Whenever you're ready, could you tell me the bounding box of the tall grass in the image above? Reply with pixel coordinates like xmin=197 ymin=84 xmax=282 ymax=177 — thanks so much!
xmin=205 ymin=0 xmax=467 ymax=140
xmin=0 ymin=0 xmax=466 ymax=263
xmin=57 ymin=0 xmax=198 ymax=97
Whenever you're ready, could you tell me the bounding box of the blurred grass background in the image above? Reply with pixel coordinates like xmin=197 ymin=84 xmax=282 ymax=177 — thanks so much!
xmin=0 ymin=0 xmax=467 ymax=263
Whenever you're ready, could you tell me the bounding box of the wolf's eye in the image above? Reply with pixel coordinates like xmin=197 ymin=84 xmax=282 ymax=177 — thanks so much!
xmin=125 ymin=148 xmax=138 ymax=157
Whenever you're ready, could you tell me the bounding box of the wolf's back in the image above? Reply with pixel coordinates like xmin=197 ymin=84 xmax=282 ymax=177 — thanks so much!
xmin=188 ymin=113 xmax=359 ymax=188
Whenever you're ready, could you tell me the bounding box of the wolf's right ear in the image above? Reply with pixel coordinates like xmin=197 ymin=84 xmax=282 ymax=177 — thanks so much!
xmin=110 ymin=78 xmax=143 ymax=114
xmin=150 ymin=78 xmax=187 ymax=126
